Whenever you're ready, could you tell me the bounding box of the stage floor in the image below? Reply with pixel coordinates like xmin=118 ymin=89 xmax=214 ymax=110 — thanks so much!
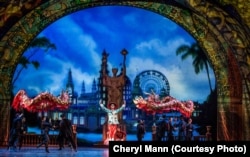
xmin=0 ymin=146 xmax=109 ymax=157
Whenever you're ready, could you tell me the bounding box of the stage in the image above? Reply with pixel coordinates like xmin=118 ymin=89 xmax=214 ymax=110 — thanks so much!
xmin=0 ymin=146 xmax=109 ymax=157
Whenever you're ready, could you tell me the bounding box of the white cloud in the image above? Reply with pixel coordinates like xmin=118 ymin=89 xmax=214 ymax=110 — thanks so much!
xmin=70 ymin=67 xmax=98 ymax=93
xmin=135 ymin=37 xmax=190 ymax=57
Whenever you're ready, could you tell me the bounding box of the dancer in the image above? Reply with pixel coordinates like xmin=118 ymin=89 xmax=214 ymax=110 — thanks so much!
xmin=157 ymin=115 xmax=167 ymax=141
xmin=99 ymin=100 xmax=126 ymax=144
xmin=18 ymin=116 xmax=28 ymax=150
xmin=166 ymin=117 xmax=174 ymax=141
xmin=177 ymin=116 xmax=187 ymax=141
xmin=186 ymin=118 xmax=194 ymax=141
xmin=7 ymin=113 xmax=23 ymax=151
xmin=37 ymin=116 xmax=52 ymax=153
xmin=136 ymin=119 xmax=146 ymax=141
xmin=57 ymin=114 xmax=77 ymax=152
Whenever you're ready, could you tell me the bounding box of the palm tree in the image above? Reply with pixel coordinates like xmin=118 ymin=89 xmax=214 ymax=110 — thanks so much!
xmin=12 ymin=37 xmax=56 ymax=89
xmin=176 ymin=42 xmax=213 ymax=93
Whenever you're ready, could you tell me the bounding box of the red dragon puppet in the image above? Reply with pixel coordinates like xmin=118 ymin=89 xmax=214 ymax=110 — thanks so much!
xmin=12 ymin=89 xmax=70 ymax=112
xmin=133 ymin=92 xmax=194 ymax=118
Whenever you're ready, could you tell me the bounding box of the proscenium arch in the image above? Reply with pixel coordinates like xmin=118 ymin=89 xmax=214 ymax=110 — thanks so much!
xmin=0 ymin=0 xmax=249 ymax=144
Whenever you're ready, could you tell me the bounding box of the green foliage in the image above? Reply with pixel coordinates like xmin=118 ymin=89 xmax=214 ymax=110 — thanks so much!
xmin=12 ymin=37 xmax=56 ymax=89
xmin=176 ymin=42 xmax=213 ymax=93
xmin=28 ymin=37 xmax=56 ymax=51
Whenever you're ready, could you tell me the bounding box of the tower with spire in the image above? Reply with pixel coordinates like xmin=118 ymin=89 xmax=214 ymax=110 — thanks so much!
xmin=66 ymin=68 xmax=76 ymax=104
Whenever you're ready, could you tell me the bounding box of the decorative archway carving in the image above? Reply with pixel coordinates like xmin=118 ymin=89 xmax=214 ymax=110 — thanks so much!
xmin=0 ymin=1 xmax=249 ymax=144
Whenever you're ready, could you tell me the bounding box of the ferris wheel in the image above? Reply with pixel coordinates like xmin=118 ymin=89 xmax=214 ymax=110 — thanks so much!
xmin=135 ymin=70 xmax=170 ymax=96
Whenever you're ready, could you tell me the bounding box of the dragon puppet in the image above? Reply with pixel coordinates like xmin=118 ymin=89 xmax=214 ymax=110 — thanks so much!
xmin=12 ymin=89 xmax=70 ymax=112
xmin=133 ymin=91 xmax=194 ymax=118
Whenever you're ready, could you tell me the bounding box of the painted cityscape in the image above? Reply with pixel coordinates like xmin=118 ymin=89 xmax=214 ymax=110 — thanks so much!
xmin=11 ymin=6 xmax=217 ymax=144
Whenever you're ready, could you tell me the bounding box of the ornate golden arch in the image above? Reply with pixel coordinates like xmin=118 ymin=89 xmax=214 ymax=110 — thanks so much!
xmin=0 ymin=0 xmax=249 ymax=144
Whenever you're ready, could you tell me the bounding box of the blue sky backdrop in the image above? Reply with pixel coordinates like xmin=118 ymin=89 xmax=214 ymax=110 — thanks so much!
xmin=13 ymin=6 xmax=215 ymax=103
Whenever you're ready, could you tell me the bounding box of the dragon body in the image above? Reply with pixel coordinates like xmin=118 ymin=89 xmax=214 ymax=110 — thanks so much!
xmin=12 ymin=89 xmax=70 ymax=112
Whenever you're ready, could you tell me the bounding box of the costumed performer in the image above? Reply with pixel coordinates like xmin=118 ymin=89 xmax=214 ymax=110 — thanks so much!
xmin=99 ymin=100 xmax=126 ymax=144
